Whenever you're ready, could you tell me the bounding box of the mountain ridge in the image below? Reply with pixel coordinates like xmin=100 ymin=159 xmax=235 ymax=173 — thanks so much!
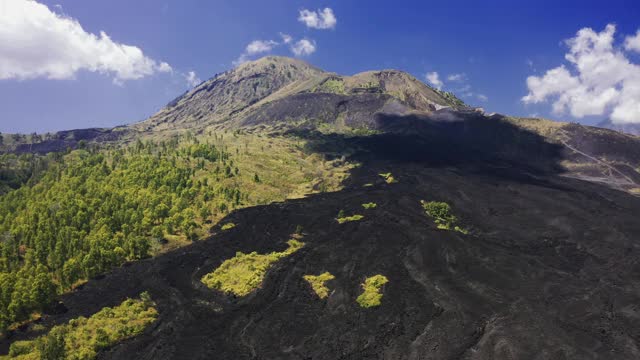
xmin=135 ymin=56 xmax=466 ymax=132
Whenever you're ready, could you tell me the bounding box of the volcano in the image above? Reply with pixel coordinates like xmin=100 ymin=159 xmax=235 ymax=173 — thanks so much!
xmin=2 ymin=57 xmax=640 ymax=360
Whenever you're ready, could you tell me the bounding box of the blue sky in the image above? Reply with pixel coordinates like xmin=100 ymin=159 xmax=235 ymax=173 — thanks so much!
xmin=1 ymin=0 xmax=639 ymax=133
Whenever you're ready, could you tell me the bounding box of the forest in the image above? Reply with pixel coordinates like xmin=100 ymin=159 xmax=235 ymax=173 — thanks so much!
xmin=0 ymin=130 xmax=353 ymax=335
xmin=0 ymin=135 xmax=238 ymax=332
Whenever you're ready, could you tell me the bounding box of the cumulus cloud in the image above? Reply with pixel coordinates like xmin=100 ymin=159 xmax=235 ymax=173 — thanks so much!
xmin=298 ymin=8 xmax=337 ymax=30
xmin=0 ymin=0 xmax=171 ymax=83
xmin=523 ymin=24 xmax=640 ymax=124
xmin=476 ymin=94 xmax=489 ymax=102
xmin=279 ymin=32 xmax=293 ymax=44
xmin=246 ymin=40 xmax=278 ymax=55
xmin=233 ymin=33 xmax=319 ymax=65
xmin=291 ymin=39 xmax=316 ymax=56
xmin=233 ymin=39 xmax=279 ymax=65
xmin=426 ymin=72 xmax=443 ymax=90
xmin=625 ymin=30 xmax=640 ymax=53
xmin=184 ymin=71 xmax=201 ymax=88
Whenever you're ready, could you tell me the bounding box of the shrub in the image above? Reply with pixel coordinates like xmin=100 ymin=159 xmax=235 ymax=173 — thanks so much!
xmin=356 ymin=275 xmax=389 ymax=308
xmin=336 ymin=214 xmax=364 ymax=224
xmin=420 ymin=200 xmax=467 ymax=233
xmin=379 ymin=173 xmax=396 ymax=184
xmin=201 ymin=240 xmax=304 ymax=296
xmin=220 ymin=223 xmax=236 ymax=231
xmin=303 ymin=272 xmax=335 ymax=299
xmin=362 ymin=202 xmax=377 ymax=209
xmin=6 ymin=294 xmax=157 ymax=360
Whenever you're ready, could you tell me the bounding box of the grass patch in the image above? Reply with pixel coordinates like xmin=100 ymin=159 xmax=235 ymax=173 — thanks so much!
xmin=220 ymin=222 xmax=236 ymax=231
xmin=356 ymin=275 xmax=389 ymax=308
xmin=201 ymin=239 xmax=304 ymax=296
xmin=379 ymin=172 xmax=396 ymax=184
xmin=421 ymin=200 xmax=468 ymax=234
xmin=336 ymin=214 xmax=364 ymax=224
xmin=4 ymin=293 xmax=157 ymax=360
xmin=362 ymin=202 xmax=377 ymax=209
xmin=312 ymin=78 xmax=346 ymax=94
xmin=303 ymin=272 xmax=335 ymax=299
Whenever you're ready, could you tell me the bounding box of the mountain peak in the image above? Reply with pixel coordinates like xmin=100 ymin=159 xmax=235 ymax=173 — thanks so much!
xmin=137 ymin=58 xmax=466 ymax=132
xmin=235 ymin=56 xmax=323 ymax=75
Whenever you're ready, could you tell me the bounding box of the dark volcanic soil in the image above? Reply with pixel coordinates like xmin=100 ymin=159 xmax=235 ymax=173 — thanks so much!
xmin=5 ymin=164 xmax=640 ymax=359
xmin=3 ymin=128 xmax=640 ymax=359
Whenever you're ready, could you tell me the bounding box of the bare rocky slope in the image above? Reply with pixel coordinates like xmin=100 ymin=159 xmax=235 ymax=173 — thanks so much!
xmin=3 ymin=56 xmax=640 ymax=359
xmin=135 ymin=56 xmax=464 ymax=132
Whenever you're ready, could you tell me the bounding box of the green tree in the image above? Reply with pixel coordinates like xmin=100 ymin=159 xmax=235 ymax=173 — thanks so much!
xmin=31 ymin=265 xmax=56 ymax=309
xmin=37 ymin=326 xmax=67 ymax=360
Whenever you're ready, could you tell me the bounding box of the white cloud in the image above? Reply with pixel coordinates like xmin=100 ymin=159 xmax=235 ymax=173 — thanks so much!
xmin=477 ymin=94 xmax=488 ymax=102
xmin=234 ymin=39 xmax=279 ymax=65
xmin=290 ymin=39 xmax=316 ymax=56
xmin=184 ymin=71 xmax=201 ymax=87
xmin=298 ymin=8 xmax=337 ymax=30
xmin=426 ymin=72 xmax=443 ymax=90
xmin=523 ymin=24 xmax=640 ymax=124
xmin=447 ymin=73 xmax=467 ymax=82
xmin=279 ymin=32 xmax=293 ymax=44
xmin=246 ymin=40 xmax=278 ymax=55
xmin=625 ymin=30 xmax=640 ymax=53
xmin=0 ymin=0 xmax=171 ymax=83
xmin=233 ymin=35 xmax=320 ymax=65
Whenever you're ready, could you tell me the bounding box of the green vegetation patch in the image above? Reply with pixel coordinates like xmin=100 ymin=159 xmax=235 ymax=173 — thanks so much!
xmin=336 ymin=214 xmax=364 ymax=224
xmin=362 ymin=202 xmax=377 ymax=209
xmin=379 ymin=172 xmax=396 ymax=184
xmin=420 ymin=200 xmax=468 ymax=234
xmin=201 ymin=239 xmax=304 ymax=296
xmin=312 ymin=78 xmax=346 ymax=94
xmin=220 ymin=223 xmax=236 ymax=231
xmin=356 ymin=275 xmax=389 ymax=308
xmin=4 ymin=293 xmax=157 ymax=360
xmin=303 ymin=272 xmax=335 ymax=299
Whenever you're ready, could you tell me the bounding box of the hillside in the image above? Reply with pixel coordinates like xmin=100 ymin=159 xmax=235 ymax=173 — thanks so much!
xmin=596 ymin=119 xmax=640 ymax=136
xmin=2 ymin=57 xmax=640 ymax=359
xmin=136 ymin=56 xmax=465 ymax=133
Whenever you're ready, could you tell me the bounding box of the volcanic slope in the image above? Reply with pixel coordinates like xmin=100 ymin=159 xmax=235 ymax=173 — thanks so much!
xmin=3 ymin=125 xmax=640 ymax=360
xmin=135 ymin=56 xmax=464 ymax=132
xmin=3 ymin=57 xmax=640 ymax=359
